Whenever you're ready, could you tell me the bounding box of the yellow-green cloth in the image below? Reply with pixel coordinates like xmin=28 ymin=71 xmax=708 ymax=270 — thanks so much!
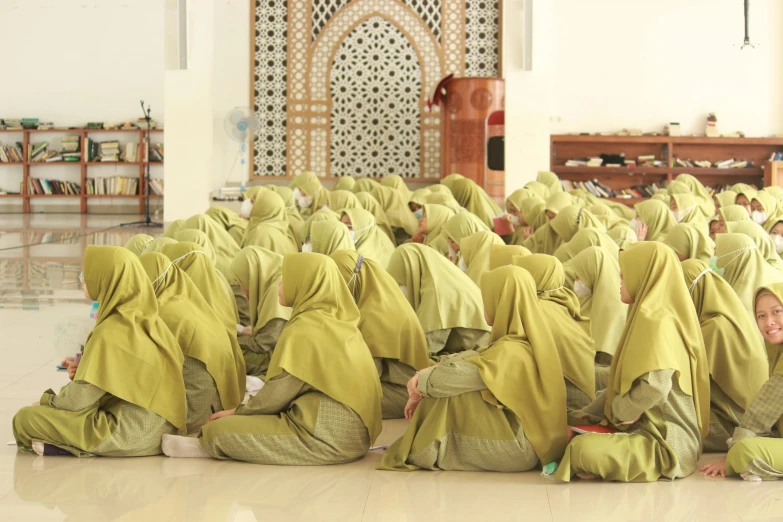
xmin=370 ymin=184 xmax=418 ymax=236
xmin=537 ymin=170 xmax=563 ymax=193
xmin=381 ymin=175 xmax=411 ymax=199
xmin=429 ymin=183 xmax=453 ymax=195
xmin=442 ymin=212 xmax=491 ymax=246
xmin=715 ymin=191 xmax=738 ymax=212
xmin=231 ymin=246 xmax=291 ymax=333
xmin=681 ymin=259 xmax=768 ymax=410
xmin=460 ymin=231 xmax=505 ymax=285
xmin=409 ymin=188 xmax=432 ymax=209
xmin=342 ymin=208 xmax=395 ymax=269
xmin=450 ymin=178 xmax=501 ymax=229
xmin=550 ymin=205 xmax=606 ymax=243
xmin=352 ymin=178 xmax=381 ymax=194
xmin=440 ymin=173 xmax=465 ymax=191
xmin=290 ymin=172 xmax=329 ymax=215
xmin=564 ymin=246 xmax=627 ymax=359
xmin=180 ymin=214 xmax=241 ymax=263
xmin=205 ymin=206 xmax=248 ymax=245
xmin=525 ymin=181 xmax=551 ymax=199
xmin=489 ymin=244 xmax=531 ymax=270
xmin=589 ymin=203 xmax=630 ymax=231
xmin=354 ymin=192 xmax=396 ymax=243
xmin=328 ymin=190 xmax=362 ymax=211
xmin=607 ymin=225 xmax=638 ymax=250
xmin=332 ymin=176 xmax=356 ymax=191
xmin=311 ymin=220 xmax=355 ymax=256
xmin=80 ymin=246 xmax=187 ymax=431
xmin=242 ymin=189 xmax=299 ymax=253
xmin=554 ymin=227 xmax=619 ymax=263
xmin=672 ymin=193 xmax=708 ymax=232
xmin=663 ymin=223 xmax=715 ymax=262
xmin=675 ymin=173 xmax=716 ymax=217
xmin=162 ymin=242 xmax=238 ymax=333
xmin=426 ymin=192 xmax=465 ymax=214
xmin=142 ymin=237 xmax=177 ymax=255
xmin=173 ymin=229 xmax=232 ymax=281
xmin=330 ymin=250 xmax=430 ymax=370
xmin=299 ymin=208 xmax=340 ymax=244
xmin=546 ymin=192 xmax=576 ymax=215
xmin=726 ymin=221 xmax=783 ymax=271
xmin=513 ymin=254 xmax=596 ymax=401
xmin=162 ymin=219 xmax=184 ymax=238
xmin=422 ymin=204 xmax=456 ymax=251
xmin=753 ymin=190 xmax=779 ymax=219
xmin=387 ymin=244 xmax=490 ymax=335
xmin=267 ymin=185 xmax=305 ymax=242
xmin=635 ymin=199 xmax=675 ymax=242
xmin=140 ymin=253 xmax=245 ymax=412
xmin=720 ymin=205 xmax=751 ymax=224
xmin=715 ymin=233 xmax=783 ymax=319
xmin=123 ymin=234 xmax=153 ymax=256
xmin=273 ymin=253 xmax=382 ymax=442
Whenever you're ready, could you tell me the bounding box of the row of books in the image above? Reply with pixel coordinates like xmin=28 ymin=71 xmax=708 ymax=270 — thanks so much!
xmin=148 ymin=178 xmax=164 ymax=195
xmin=560 ymin=179 xmax=617 ymax=198
xmin=27 ymin=178 xmax=81 ymax=195
xmin=83 ymin=138 xmax=142 ymax=162
xmin=673 ymin=157 xmax=753 ymax=169
xmin=564 ymin=154 xmax=665 ymax=168
xmin=2 ymin=118 xmax=159 ymax=130
xmin=769 ymin=152 xmax=783 ymax=161
xmin=28 ymin=139 xmax=82 ymax=162
xmin=0 ymin=142 xmax=23 ymax=162
xmin=86 ymin=176 xmax=139 ymax=195
xmin=148 ymin=143 xmax=164 ymax=162
xmin=705 ymin=184 xmax=758 ymax=197
xmin=1 ymin=118 xmax=38 ymax=130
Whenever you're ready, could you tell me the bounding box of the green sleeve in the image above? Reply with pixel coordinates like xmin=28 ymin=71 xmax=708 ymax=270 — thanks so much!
xmin=434 ymin=349 xmax=481 ymax=364
xmin=236 ymin=371 xmax=305 ymax=416
xmin=45 ymin=381 xmax=106 ymax=412
xmin=609 ymin=369 xmax=673 ymax=425
xmin=417 ymin=359 xmax=487 ymax=398
xmin=731 ymin=374 xmax=783 ymax=445
xmin=425 ymin=329 xmax=450 ymax=355
xmin=249 ymin=318 xmax=286 ymax=354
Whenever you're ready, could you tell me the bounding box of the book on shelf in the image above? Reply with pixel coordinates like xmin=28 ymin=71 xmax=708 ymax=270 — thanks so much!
xmin=768 ymin=152 xmax=783 ymax=161
xmin=149 ymin=178 xmax=164 ymax=195
xmin=0 ymin=142 xmax=24 ymax=162
xmin=28 ymin=142 xmax=49 ymax=161
xmin=1 ymin=119 xmax=23 ymax=130
xmin=122 ymin=142 xmax=138 ymax=162
xmin=147 ymin=143 xmax=164 ymax=162
xmin=27 ymin=178 xmax=80 ymax=195
xmin=86 ymin=176 xmax=139 ymax=196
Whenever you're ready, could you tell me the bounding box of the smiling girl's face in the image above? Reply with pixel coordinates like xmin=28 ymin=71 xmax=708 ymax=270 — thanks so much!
xmin=756 ymin=293 xmax=783 ymax=345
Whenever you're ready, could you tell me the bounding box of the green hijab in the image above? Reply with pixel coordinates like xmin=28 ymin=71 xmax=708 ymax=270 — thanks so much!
xmin=352 ymin=178 xmax=380 ymax=194
xmin=682 ymin=259 xmax=768 ymax=410
xmin=715 ymin=191 xmax=738 ymax=212
xmin=205 ymin=206 xmax=248 ymax=244
xmin=387 ymin=244 xmax=490 ymax=334
xmin=440 ymin=173 xmax=465 ymax=191
xmin=328 ymin=190 xmax=361 ymax=211
xmin=311 ymin=220 xmax=355 ymax=257
xmin=716 ymin=233 xmax=783 ymax=321
xmin=719 ymin=205 xmax=751 ymax=226
xmin=180 ymin=214 xmax=241 ymax=262
xmin=142 ymin=237 xmax=177 ymax=255
xmin=332 ymin=176 xmax=356 ymax=191
xmin=429 ymin=183 xmax=453 ymax=196
xmin=330 ymin=250 xmax=430 ymax=370
xmin=564 ymin=246 xmax=627 ymax=358
xmin=442 ymin=212 xmax=491 ymax=247
xmin=506 ymin=188 xmax=538 ymax=214
xmin=537 ymin=170 xmax=563 ymax=193
xmin=545 ymin=192 xmax=576 ymax=215
xmin=553 ymin=227 xmax=619 ymax=263
xmin=610 ymin=242 xmax=710 ymax=437
xmin=293 ymin=172 xmax=329 ymax=215
xmin=381 ymin=175 xmax=411 ymax=199
xmin=635 ymin=199 xmax=675 ymax=242
xmin=589 ymin=203 xmax=629 ymax=231
xmin=162 ymin=242 xmax=238 ymax=332
xmin=675 ymin=173 xmax=715 ymax=217
xmin=370 ymin=184 xmax=418 ymax=235
xmin=272 ymin=253 xmax=382 ymax=441
xmin=342 ymin=208 xmax=395 ymax=269
xmin=242 ymin=189 xmax=299 ymax=253
xmin=550 ymin=205 xmax=606 ymax=243
xmin=173 ymin=229 xmax=223 ymax=274
xmin=468 ymin=266 xmax=568 ymax=464
xmin=726 ymin=220 xmax=783 ymax=271
xmin=162 ymin=219 xmax=184 ymax=239
xmin=354 ymin=191 xmax=395 ymax=243
xmin=450 ymin=178 xmax=501 ymax=228
xmin=460 ymin=231 xmax=505 ymax=285
xmin=753 ymin=190 xmax=779 ymax=225
xmin=489 ymin=244 xmax=531 ymax=270
xmin=267 ymin=185 xmax=305 ymax=241
xmin=124 ymin=234 xmax=153 ymax=256
xmin=671 ymin=193 xmax=708 ymax=232
xmin=140 ymin=253 xmax=245 ymax=412
xmin=299 ymin=208 xmax=340 ymax=244
xmin=513 ymin=254 xmax=596 ymax=400
xmin=426 ymin=192 xmax=464 ymax=214
xmin=525 ymin=181 xmax=551 ymax=199
xmin=79 ymin=246 xmax=186 ymax=431
xmin=422 ymin=204 xmax=456 ymax=246
xmin=606 ymin=225 xmax=638 ymax=250
xmin=519 ymin=195 xmax=548 ymax=229
xmin=663 ymin=223 xmax=715 ymax=262
xmin=409 ymin=188 xmax=432 ymax=208
xmin=231 ymin=246 xmax=291 ymax=332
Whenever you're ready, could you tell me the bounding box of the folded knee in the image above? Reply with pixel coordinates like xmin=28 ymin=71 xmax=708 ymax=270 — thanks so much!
xmin=727 ymin=439 xmax=760 ymax=472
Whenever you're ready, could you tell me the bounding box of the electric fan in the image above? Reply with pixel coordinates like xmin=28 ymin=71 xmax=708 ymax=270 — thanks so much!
xmin=219 ymin=107 xmax=258 ymax=198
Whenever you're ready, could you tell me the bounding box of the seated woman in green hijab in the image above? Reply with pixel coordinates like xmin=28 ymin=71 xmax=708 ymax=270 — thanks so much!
xmin=387 ymin=244 xmax=490 ymax=358
xmin=489 ymin=244 xmax=531 ymax=270
xmin=632 ymin=199 xmax=676 ymax=242
xmin=340 ymin=208 xmax=395 ymax=269
xmin=354 ymin=191 xmax=396 ymax=243
xmin=681 ymin=259 xmax=768 ymax=452
xmin=13 ymin=246 xmax=187 ymax=456
xmin=124 ymin=234 xmax=153 ymax=256
xmin=458 ymin=230 xmax=504 ymax=285
xmin=331 ymin=250 xmax=431 ymax=419
xmin=549 ymin=242 xmax=710 ymax=482
xmin=140 ymin=253 xmax=246 ymax=434
xmin=513 ymin=254 xmax=596 ymax=417
xmin=726 ymin=220 xmax=783 ymax=272
xmin=290 ymin=171 xmax=330 ymax=217
xmin=520 ymin=193 xmax=574 ymax=255
xmin=161 ymin=253 xmax=382 ymax=465
xmin=553 ymin=227 xmax=618 ymax=264
xmin=669 ymin=193 xmax=708 ymax=233
xmin=309 ymin=220 xmax=355 ymax=257
xmin=702 ymin=284 xmax=783 ymax=481
xmin=663 ymin=223 xmax=714 ymax=262
xmin=231 ymin=246 xmax=291 ymax=379
xmin=241 ymin=189 xmax=299 ymax=254
xmin=328 ymin=190 xmax=362 ymax=212
xmin=379 ymin=266 xmax=568 ymax=472
xmin=550 ymin=205 xmax=607 ymax=245
xmin=205 ymin=206 xmax=247 ymax=245
xmin=442 ymin=212 xmax=491 ymax=262
xmin=142 ymin=237 xmax=177 ymax=255
xmin=266 ymin=185 xmax=305 ymax=244
xmin=370 ymin=184 xmax=418 ymax=245
xmin=413 ymin=203 xmax=456 ymax=256
xmin=449 ymin=178 xmax=501 ymax=230
xmin=717 ymin=204 xmax=752 ymax=234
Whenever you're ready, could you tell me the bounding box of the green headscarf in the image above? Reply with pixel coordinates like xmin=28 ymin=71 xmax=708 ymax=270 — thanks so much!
xmin=663 ymin=223 xmax=715 ymax=262
xmin=468 ymin=266 xmax=568 ymax=464
xmin=299 ymin=208 xmax=340 ymax=244
xmin=354 ymin=191 xmax=396 ymax=243
xmin=352 ymin=178 xmax=380 ymax=194
xmin=450 ymin=178 xmax=501 ymax=228
xmin=667 ymin=180 xmax=690 ymax=196
xmin=525 ymin=181 xmax=551 ymax=199
xmin=173 ymin=229 xmax=223 ymax=275
xmin=545 ymin=192 xmax=576 ymax=215
xmin=519 ymin=196 xmax=548 ymax=229
xmin=726 ymin=220 xmax=783 ymax=271
xmin=330 ymin=250 xmax=430 ymax=370
xmin=293 ymin=172 xmax=329 ymax=215
xmin=142 ymin=237 xmax=177 ymax=255
xmin=162 ymin=219 xmax=184 ymax=239
xmin=162 ymin=242 xmax=238 ymax=332
xmin=440 ymin=173 xmax=464 ymax=191
xmin=231 ymin=246 xmax=291 ymax=332
xmin=332 ymin=176 xmax=356 ymax=191
xmin=671 ymin=193 xmax=708 ymax=232
xmin=714 ymin=191 xmax=738 ymax=212
xmin=408 ymin=188 xmax=432 ymax=209
xmin=733 ymin=185 xmax=757 ymax=206
xmin=387 ymin=244 xmax=490 ymax=334
xmin=241 ymin=186 xmax=264 ymax=201
xmin=242 ymin=189 xmax=299 ymax=253
xmin=442 ymin=212 xmax=491 ymax=247
xmin=716 ymin=233 xmax=783 ymax=319
xmin=635 ymin=199 xmax=675 ymax=242
xmin=610 ymin=242 xmax=710 ymax=437
xmin=140 ymin=253 xmax=245 ymax=412
xmin=426 ymin=192 xmax=464 ymax=214
xmin=460 ymin=231 xmax=505 ymax=285
xmin=537 ymin=170 xmax=563 ymax=193
xmin=328 ymin=190 xmax=361 ymax=211
xmin=752 ymin=190 xmax=779 ymax=222
xmin=553 ymin=227 xmax=618 ymax=263
xmin=564 ymin=246 xmax=627 ymax=358
xmin=550 ymin=205 xmax=606 ymax=243
xmin=489 ymin=244 xmax=531 ymax=270
xmin=589 ymin=203 xmax=629 ymax=231
xmin=310 ymin=220 xmax=355 ymax=257
xmin=79 ymin=246 xmax=186 ymax=431
xmin=267 ymin=185 xmax=304 ymax=242
xmin=370 ymin=184 xmax=418 ymax=235
xmin=674 ymin=173 xmax=715 ymax=217
xmin=512 ymin=254 xmax=596 ymax=400
xmin=272 ymin=253 xmax=382 ymax=441
xmin=682 ymin=259 xmax=768 ymax=410
xmin=123 ymin=234 xmax=153 ymax=256
xmin=428 ymin=184 xmax=453 ymax=196
xmin=180 ymin=214 xmax=241 ymax=262
xmin=342 ymin=208 xmax=395 ymax=269
xmin=421 ymin=204 xmax=456 ymax=247
xmin=380 ymin=175 xmax=411 ymax=199
xmin=606 ymin=225 xmax=638 ymax=250
xmin=205 ymin=206 xmax=247 ymax=245
xmin=719 ymin=205 xmax=751 ymax=226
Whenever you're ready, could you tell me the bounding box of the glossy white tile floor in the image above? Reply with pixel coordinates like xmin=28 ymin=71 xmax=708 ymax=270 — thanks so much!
xmin=1 ymin=214 xmax=783 ymax=521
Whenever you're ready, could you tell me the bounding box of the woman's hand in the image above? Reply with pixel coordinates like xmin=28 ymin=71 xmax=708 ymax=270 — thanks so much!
xmin=701 ymin=459 xmax=726 ymax=478
xmin=410 ymin=233 xmax=425 ymax=243
xmin=67 ymin=364 xmax=78 ymax=381
xmin=635 ymin=221 xmax=648 ymax=242
xmin=206 ymin=408 xmax=237 ymax=424
xmin=407 ymin=373 xmax=422 ymax=402
xmin=239 ymin=326 xmax=252 ymax=336
xmin=404 ymin=398 xmax=422 ymax=420
xmin=523 ymin=226 xmax=535 ymax=239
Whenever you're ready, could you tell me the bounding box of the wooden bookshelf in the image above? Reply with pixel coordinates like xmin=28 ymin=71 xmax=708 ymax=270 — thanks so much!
xmin=0 ymin=128 xmax=163 ymax=213
xmin=551 ymin=135 xmax=783 ymax=205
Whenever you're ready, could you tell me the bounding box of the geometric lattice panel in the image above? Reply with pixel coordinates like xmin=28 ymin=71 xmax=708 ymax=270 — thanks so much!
xmin=403 ymin=0 xmax=442 ymax=42
xmin=330 ymin=17 xmax=422 ymax=177
xmin=312 ymin=0 xmax=351 ymax=41
xmin=465 ymin=0 xmax=499 ymax=77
